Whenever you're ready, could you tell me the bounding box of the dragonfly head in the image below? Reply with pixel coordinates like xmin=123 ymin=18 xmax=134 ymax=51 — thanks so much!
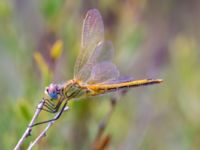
xmin=45 ymin=83 xmax=60 ymax=100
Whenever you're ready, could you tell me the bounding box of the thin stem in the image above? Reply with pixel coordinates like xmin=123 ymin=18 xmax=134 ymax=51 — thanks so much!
xmin=96 ymin=97 xmax=117 ymax=139
xmin=91 ymin=96 xmax=118 ymax=150
xmin=14 ymin=99 xmax=45 ymax=150
xmin=27 ymin=106 xmax=69 ymax=150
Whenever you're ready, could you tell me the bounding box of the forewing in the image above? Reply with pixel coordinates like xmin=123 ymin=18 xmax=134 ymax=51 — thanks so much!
xmin=75 ymin=41 xmax=114 ymax=82
xmin=81 ymin=9 xmax=104 ymax=49
xmin=87 ymin=61 xmax=120 ymax=84
xmin=74 ymin=9 xmax=104 ymax=80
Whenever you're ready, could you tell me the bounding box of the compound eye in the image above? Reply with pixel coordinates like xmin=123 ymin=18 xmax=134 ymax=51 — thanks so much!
xmin=45 ymin=84 xmax=59 ymax=100
xmin=49 ymin=92 xmax=58 ymax=99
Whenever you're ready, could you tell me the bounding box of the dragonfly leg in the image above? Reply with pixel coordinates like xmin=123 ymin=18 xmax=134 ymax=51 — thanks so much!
xmin=38 ymin=107 xmax=57 ymax=113
xmin=43 ymin=104 xmax=57 ymax=113
xmin=30 ymin=91 xmax=78 ymax=127
xmin=39 ymin=97 xmax=64 ymax=113
xmin=36 ymin=98 xmax=55 ymax=109
xmin=44 ymin=101 xmax=56 ymax=110
xmin=43 ymin=98 xmax=55 ymax=107
xmin=36 ymin=101 xmax=56 ymax=113
xmin=30 ymin=101 xmax=68 ymax=127
xmin=40 ymin=101 xmax=63 ymax=114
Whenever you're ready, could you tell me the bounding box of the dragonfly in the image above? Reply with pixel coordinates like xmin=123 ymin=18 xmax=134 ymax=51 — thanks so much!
xmin=32 ymin=9 xmax=163 ymax=127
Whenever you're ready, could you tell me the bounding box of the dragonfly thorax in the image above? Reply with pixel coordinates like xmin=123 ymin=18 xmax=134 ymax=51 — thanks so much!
xmin=63 ymin=80 xmax=87 ymax=99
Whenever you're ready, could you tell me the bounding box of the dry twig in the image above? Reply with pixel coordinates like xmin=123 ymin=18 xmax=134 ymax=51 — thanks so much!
xmin=27 ymin=106 xmax=69 ymax=150
xmin=14 ymin=99 xmax=69 ymax=150
xmin=14 ymin=100 xmax=45 ymax=150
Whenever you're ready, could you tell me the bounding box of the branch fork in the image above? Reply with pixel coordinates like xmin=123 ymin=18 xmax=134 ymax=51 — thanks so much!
xmin=14 ymin=100 xmax=69 ymax=150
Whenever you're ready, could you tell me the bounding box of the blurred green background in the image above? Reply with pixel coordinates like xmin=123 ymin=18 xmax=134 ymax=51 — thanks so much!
xmin=1 ymin=0 xmax=200 ymax=149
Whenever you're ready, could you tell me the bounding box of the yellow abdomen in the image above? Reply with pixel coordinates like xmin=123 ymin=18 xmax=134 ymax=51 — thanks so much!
xmin=86 ymin=79 xmax=163 ymax=95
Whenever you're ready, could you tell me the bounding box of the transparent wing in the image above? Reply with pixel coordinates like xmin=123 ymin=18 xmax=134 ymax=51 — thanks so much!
xmin=75 ymin=41 xmax=114 ymax=82
xmin=102 ymin=76 xmax=134 ymax=84
xmin=87 ymin=61 xmax=120 ymax=84
xmin=74 ymin=9 xmax=104 ymax=80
